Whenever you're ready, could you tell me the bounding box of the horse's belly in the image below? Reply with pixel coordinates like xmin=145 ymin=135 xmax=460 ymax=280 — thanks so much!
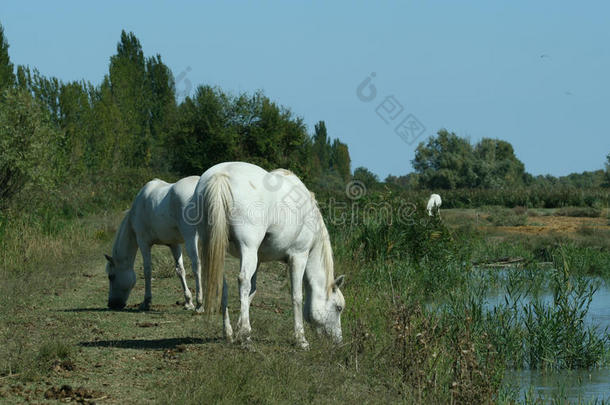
xmin=226 ymin=239 xmax=288 ymax=262
xmin=149 ymin=225 xmax=184 ymax=246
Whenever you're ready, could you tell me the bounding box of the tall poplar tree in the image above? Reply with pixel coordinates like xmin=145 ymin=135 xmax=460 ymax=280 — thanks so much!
xmin=0 ymin=23 xmax=15 ymax=91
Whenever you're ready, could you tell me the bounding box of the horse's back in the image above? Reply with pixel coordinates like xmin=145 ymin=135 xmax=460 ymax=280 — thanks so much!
xmin=171 ymin=176 xmax=200 ymax=205
xmin=131 ymin=177 xmax=196 ymax=245
xmin=196 ymin=162 xmax=317 ymax=260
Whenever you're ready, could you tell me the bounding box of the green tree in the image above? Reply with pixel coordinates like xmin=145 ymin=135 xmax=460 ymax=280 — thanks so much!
xmin=353 ymin=166 xmax=379 ymax=190
xmin=146 ymin=54 xmax=177 ymax=170
xmin=108 ymin=31 xmax=152 ymax=167
xmin=312 ymin=121 xmax=331 ymax=174
xmin=168 ymin=85 xmax=236 ymax=175
xmin=0 ymin=88 xmax=61 ymax=207
xmin=0 ymin=23 xmax=14 ymax=91
xmin=385 ymin=173 xmax=420 ymax=190
xmin=412 ymin=129 xmax=477 ymax=189
xmin=330 ymin=138 xmax=351 ymax=183
xmin=473 ymin=138 xmax=525 ymax=188
xmin=88 ymin=79 xmax=130 ymax=171
xmin=604 ymin=153 xmax=610 ymax=187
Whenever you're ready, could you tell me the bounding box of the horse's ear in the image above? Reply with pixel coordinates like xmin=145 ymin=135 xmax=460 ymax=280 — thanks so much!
xmin=334 ymin=275 xmax=345 ymax=289
xmin=104 ymin=254 xmax=115 ymax=266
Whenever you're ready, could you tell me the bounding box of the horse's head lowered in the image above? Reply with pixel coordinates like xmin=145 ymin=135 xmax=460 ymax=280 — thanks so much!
xmin=104 ymin=254 xmax=136 ymax=310
xmin=305 ymin=274 xmax=346 ymax=344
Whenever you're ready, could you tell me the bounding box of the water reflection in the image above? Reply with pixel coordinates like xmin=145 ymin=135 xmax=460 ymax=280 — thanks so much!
xmin=506 ymin=368 xmax=610 ymax=403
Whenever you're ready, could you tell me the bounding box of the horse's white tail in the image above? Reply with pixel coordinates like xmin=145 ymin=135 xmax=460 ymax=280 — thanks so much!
xmin=201 ymin=173 xmax=232 ymax=314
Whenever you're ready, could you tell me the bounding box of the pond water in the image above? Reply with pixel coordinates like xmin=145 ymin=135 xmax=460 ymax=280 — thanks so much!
xmin=484 ymin=275 xmax=610 ymax=402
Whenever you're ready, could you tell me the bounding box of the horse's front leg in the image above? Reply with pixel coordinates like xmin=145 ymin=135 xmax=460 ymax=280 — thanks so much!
xmin=235 ymin=248 xmax=258 ymax=345
xmin=139 ymin=243 xmax=153 ymax=311
xmin=289 ymin=254 xmax=309 ymax=349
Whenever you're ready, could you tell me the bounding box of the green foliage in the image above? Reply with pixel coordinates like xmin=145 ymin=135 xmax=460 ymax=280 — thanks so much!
xmin=108 ymin=30 xmax=174 ymax=168
xmin=412 ymin=129 xmax=526 ymax=189
xmin=412 ymin=129 xmax=479 ymax=189
xmin=330 ymin=138 xmax=351 ymax=183
xmin=603 ymin=153 xmax=610 ymax=187
xmin=0 ymin=88 xmax=62 ymax=208
xmin=312 ymin=120 xmax=331 ymax=173
xmin=378 ymin=186 xmax=610 ymax=209
xmin=352 ymin=166 xmax=379 ymax=190
xmin=167 ymin=86 xmax=319 ymax=179
xmin=0 ymin=23 xmax=14 ymax=91
xmin=474 ymin=138 xmax=525 ymax=188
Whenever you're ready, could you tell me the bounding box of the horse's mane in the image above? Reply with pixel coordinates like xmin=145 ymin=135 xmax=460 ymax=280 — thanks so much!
xmin=309 ymin=192 xmax=335 ymax=296
xmin=271 ymin=168 xmax=295 ymax=177
xmin=112 ymin=210 xmax=133 ymax=259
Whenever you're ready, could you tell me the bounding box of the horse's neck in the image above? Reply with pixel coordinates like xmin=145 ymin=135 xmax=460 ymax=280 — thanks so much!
xmin=305 ymin=232 xmax=333 ymax=297
xmin=112 ymin=214 xmax=138 ymax=267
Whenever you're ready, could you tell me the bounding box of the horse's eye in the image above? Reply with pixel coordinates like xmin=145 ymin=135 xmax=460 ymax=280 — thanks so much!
xmin=337 ymin=305 xmax=343 ymax=312
xmin=108 ymin=274 xmax=116 ymax=282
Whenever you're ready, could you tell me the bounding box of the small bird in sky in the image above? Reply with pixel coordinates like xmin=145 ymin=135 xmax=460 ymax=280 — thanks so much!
xmin=540 ymin=54 xmax=550 ymax=59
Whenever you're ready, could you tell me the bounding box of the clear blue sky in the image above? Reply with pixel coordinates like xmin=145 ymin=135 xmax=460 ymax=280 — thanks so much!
xmin=1 ymin=1 xmax=609 ymax=179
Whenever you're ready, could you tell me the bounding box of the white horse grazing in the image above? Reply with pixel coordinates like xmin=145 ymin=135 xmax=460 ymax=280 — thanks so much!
xmin=105 ymin=176 xmax=204 ymax=311
xmin=188 ymin=162 xmax=345 ymax=348
xmin=427 ymin=193 xmax=442 ymax=217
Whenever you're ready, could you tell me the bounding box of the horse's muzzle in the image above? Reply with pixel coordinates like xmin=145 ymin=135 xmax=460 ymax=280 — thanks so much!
xmin=108 ymin=299 xmax=126 ymax=310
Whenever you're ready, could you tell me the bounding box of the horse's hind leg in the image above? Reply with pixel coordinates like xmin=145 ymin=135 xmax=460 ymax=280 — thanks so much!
xmin=222 ymin=276 xmax=233 ymax=342
xmin=170 ymin=244 xmax=195 ymax=310
xmin=184 ymin=236 xmax=203 ymax=312
xmin=235 ymin=247 xmax=258 ymax=344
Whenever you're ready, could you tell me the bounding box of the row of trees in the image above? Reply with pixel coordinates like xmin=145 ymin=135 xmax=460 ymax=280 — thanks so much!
xmin=385 ymin=129 xmax=609 ymax=190
xmin=0 ymin=25 xmax=351 ymax=208
xmin=1 ymin=22 xmax=607 ymax=211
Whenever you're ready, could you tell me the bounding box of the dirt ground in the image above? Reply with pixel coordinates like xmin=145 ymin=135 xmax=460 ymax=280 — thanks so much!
xmin=443 ymin=208 xmax=610 ymax=236
xmin=499 ymin=214 xmax=610 ymax=235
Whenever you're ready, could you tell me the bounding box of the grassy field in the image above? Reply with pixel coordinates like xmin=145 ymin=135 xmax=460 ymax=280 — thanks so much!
xmin=1 ymin=205 xmax=609 ymax=403
xmin=0 ymin=209 xmax=404 ymax=404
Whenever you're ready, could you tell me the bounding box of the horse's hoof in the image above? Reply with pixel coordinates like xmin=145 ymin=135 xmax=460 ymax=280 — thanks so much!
xmin=240 ymin=339 xmax=255 ymax=352
xmin=184 ymin=302 xmax=195 ymax=310
xmin=195 ymin=305 xmax=205 ymax=313
xmin=296 ymin=340 xmax=310 ymax=350
xmin=139 ymin=302 xmax=151 ymax=311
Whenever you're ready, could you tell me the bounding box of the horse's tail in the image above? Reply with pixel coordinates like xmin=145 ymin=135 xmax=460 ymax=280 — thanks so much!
xmin=201 ymin=173 xmax=232 ymax=314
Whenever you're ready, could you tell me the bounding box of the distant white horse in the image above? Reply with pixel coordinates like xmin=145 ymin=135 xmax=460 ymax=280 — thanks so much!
xmin=104 ymin=176 xmax=204 ymax=311
xmin=427 ymin=193 xmax=442 ymax=217
xmin=188 ymin=162 xmax=345 ymax=348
